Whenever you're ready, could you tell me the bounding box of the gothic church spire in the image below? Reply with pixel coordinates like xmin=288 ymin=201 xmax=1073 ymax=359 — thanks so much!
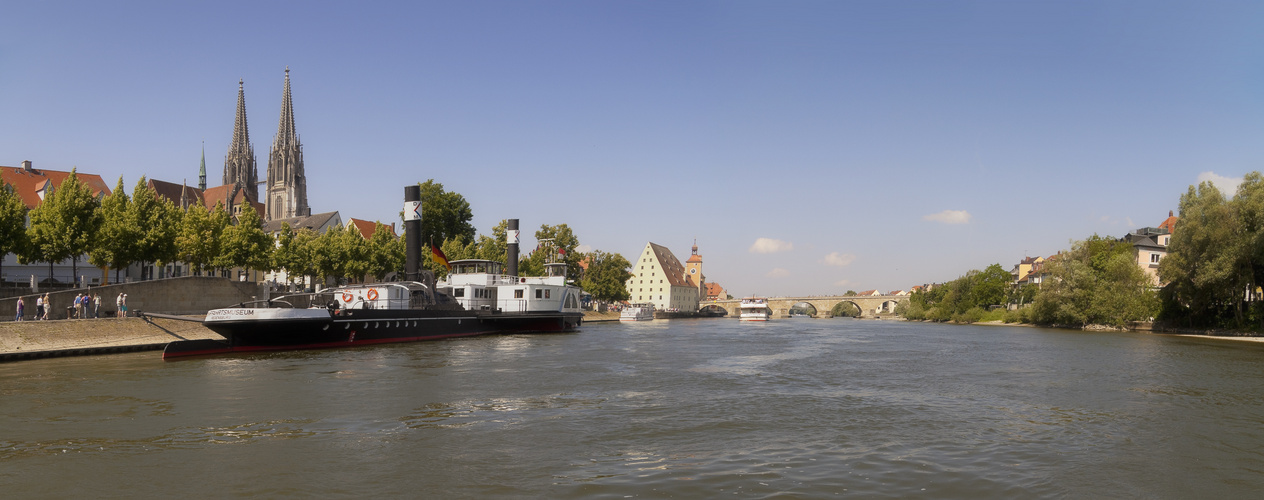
xmin=266 ymin=67 xmax=309 ymax=220
xmin=223 ymin=79 xmax=258 ymax=203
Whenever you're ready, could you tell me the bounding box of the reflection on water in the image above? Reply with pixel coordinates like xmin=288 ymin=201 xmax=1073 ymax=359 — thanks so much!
xmin=4 ymin=321 xmax=1264 ymax=498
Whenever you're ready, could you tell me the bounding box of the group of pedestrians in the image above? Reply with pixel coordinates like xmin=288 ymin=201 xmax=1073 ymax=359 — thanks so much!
xmin=12 ymin=292 xmax=127 ymax=321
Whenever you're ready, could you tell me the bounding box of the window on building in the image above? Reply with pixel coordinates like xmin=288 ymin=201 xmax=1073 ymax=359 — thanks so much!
xmin=1151 ymin=253 xmax=1161 ymax=263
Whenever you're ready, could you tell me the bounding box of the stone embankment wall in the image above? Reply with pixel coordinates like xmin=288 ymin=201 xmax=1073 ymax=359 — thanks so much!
xmin=0 ymin=276 xmax=267 ymax=322
xmin=0 ymin=316 xmax=223 ymax=361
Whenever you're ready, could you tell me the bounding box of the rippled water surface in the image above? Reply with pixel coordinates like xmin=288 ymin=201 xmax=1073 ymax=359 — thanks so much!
xmin=5 ymin=319 xmax=1264 ymax=498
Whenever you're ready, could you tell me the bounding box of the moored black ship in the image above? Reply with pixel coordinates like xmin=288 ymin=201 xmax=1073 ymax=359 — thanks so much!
xmin=163 ymin=186 xmax=583 ymax=359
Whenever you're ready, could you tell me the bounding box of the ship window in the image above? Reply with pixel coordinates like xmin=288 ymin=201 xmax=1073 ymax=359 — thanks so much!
xmin=536 ymin=289 xmax=543 ymax=299
xmin=515 ymin=290 xmax=524 ymax=298
xmin=545 ymin=290 xmax=551 ymax=299
xmin=454 ymin=288 xmax=465 ymax=297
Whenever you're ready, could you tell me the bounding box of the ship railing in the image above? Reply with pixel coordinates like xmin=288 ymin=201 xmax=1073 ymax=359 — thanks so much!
xmin=500 ymin=298 xmax=528 ymax=313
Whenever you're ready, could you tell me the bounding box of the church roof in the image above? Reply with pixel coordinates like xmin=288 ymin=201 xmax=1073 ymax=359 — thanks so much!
xmin=147 ymin=179 xmax=204 ymax=210
xmin=202 ymin=184 xmax=264 ymax=215
xmin=0 ymin=163 xmax=111 ymax=209
xmin=263 ymin=211 xmax=341 ymax=234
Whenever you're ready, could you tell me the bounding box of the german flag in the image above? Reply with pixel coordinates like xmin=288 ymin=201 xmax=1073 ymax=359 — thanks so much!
xmin=431 ymin=242 xmax=451 ymax=270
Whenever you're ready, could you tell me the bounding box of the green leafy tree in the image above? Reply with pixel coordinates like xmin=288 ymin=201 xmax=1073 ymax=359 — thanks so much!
xmin=89 ymin=177 xmax=136 ymax=283
xmin=973 ymin=264 xmax=1012 ymax=307
xmin=413 ymin=179 xmax=475 ymax=247
xmin=519 ymin=224 xmax=581 ymax=281
xmin=288 ymin=229 xmax=320 ymax=287
xmin=366 ymin=222 xmax=405 ymax=281
xmin=474 ymin=219 xmax=510 ymax=263
xmin=177 ymin=202 xmax=230 ymax=275
xmin=1158 ymin=181 xmax=1249 ymax=327
xmin=26 ymin=169 xmax=102 ymax=284
xmin=131 ymin=178 xmax=182 ymax=277
xmin=0 ymin=182 xmax=29 ymax=280
xmin=341 ymin=225 xmax=370 ymax=283
xmin=217 ymin=204 xmax=273 ymax=276
xmin=272 ymin=222 xmax=299 ymax=285
xmin=579 ymin=250 xmax=632 ymax=302
xmin=1032 ymin=235 xmax=1157 ymax=327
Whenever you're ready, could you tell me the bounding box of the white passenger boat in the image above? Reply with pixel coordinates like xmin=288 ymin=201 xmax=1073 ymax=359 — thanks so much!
xmin=620 ymin=303 xmax=655 ymax=321
xmin=739 ymin=297 xmax=772 ymax=321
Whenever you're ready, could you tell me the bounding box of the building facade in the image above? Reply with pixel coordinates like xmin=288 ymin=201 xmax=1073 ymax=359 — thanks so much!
xmin=625 ymin=242 xmax=700 ymax=313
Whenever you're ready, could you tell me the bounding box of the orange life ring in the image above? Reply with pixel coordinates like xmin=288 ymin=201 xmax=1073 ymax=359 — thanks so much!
xmin=341 ymin=292 xmax=353 ymax=302
xmin=367 ymin=289 xmax=379 ymax=301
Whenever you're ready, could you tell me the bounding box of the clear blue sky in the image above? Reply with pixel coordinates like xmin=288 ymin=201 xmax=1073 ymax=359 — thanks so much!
xmin=3 ymin=1 xmax=1262 ymax=297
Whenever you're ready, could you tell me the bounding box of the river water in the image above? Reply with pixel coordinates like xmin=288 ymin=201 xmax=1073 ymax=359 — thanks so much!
xmin=4 ymin=319 xmax=1264 ymax=498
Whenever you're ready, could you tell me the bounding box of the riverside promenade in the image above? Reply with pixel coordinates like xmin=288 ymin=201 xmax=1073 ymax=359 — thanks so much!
xmin=0 ymin=316 xmax=223 ymax=362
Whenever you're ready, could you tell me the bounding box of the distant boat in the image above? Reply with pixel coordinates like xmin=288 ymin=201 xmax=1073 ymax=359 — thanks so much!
xmin=739 ymin=297 xmax=772 ymax=321
xmin=789 ymin=312 xmax=810 ymax=318
xmin=620 ymin=303 xmax=655 ymax=321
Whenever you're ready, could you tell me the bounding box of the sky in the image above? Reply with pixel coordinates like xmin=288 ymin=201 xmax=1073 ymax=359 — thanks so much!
xmin=3 ymin=1 xmax=1263 ymax=297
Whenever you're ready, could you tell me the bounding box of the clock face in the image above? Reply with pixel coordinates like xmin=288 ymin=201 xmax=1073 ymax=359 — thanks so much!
xmin=689 ymin=268 xmax=697 ymax=274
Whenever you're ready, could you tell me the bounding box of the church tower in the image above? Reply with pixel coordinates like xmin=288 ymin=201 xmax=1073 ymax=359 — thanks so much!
xmin=223 ymin=79 xmax=258 ymax=202
xmin=198 ymin=142 xmax=207 ymax=191
xmin=685 ymin=239 xmax=706 ymax=297
xmin=265 ymin=67 xmax=310 ymax=221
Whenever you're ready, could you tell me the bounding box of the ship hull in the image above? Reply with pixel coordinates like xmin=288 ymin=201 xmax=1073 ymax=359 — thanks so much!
xmin=163 ymin=308 xmax=582 ymax=359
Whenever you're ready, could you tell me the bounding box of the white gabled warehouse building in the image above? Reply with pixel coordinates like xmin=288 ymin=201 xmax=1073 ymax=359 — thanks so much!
xmin=625 ymin=242 xmax=699 ymax=313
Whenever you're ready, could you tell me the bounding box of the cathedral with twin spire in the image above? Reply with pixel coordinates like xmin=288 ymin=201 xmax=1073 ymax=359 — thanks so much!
xmin=218 ymin=67 xmax=309 ymax=221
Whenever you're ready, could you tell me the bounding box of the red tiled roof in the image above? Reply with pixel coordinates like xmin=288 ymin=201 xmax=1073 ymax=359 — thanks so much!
xmin=705 ymin=282 xmax=726 ymax=297
xmin=1159 ymin=210 xmax=1179 ymax=232
xmin=1 ymin=164 xmax=111 ymax=209
xmin=147 ymin=179 xmax=205 ymax=210
xmin=201 ymin=185 xmax=264 ymax=215
xmin=348 ymin=218 xmax=397 ymax=239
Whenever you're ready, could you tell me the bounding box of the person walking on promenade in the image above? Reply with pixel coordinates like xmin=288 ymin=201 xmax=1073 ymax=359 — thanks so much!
xmin=121 ymin=294 xmax=128 ymax=318
xmin=74 ymin=293 xmax=84 ymax=319
xmin=15 ymin=296 xmax=24 ymax=321
xmin=116 ymin=293 xmax=123 ymax=318
xmin=93 ymin=293 xmax=101 ymax=318
xmin=35 ymin=294 xmax=44 ymax=320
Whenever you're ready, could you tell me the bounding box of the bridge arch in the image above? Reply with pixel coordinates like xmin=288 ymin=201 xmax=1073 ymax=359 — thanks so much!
xmin=829 ymin=301 xmax=861 ymax=317
xmin=789 ymin=302 xmax=818 ymax=317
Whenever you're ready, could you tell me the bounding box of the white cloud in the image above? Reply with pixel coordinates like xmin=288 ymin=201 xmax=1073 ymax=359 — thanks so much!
xmin=923 ymin=210 xmax=972 ymax=225
xmin=766 ymin=268 xmax=790 ymax=278
xmin=575 ymin=244 xmax=593 ymax=253
xmin=823 ymin=252 xmax=856 ymax=267
xmin=749 ymin=238 xmax=794 ymax=254
xmin=1197 ymin=171 xmax=1243 ymax=195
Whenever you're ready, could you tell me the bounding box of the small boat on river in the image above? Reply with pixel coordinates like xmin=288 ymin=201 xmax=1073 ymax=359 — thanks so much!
xmin=162 ymin=186 xmax=583 ymax=359
xmin=739 ymin=297 xmax=772 ymax=321
xmin=619 ymin=303 xmax=655 ymax=321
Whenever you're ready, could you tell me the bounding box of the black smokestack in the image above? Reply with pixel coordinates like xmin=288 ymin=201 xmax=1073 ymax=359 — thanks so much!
xmin=507 ymin=219 xmax=519 ymax=277
xmin=404 ymin=185 xmax=422 ymax=281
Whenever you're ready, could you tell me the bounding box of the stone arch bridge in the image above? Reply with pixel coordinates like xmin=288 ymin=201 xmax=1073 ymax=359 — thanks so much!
xmin=705 ymin=295 xmax=908 ymax=318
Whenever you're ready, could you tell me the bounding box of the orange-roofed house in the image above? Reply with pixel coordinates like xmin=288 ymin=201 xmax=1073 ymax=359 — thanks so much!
xmin=1 ymin=161 xmax=114 ymax=286
xmin=348 ymin=218 xmax=397 ymax=240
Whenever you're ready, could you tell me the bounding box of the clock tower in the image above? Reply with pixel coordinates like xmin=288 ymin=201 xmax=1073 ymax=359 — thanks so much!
xmin=685 ymin=239 xmax=706 ymax=297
